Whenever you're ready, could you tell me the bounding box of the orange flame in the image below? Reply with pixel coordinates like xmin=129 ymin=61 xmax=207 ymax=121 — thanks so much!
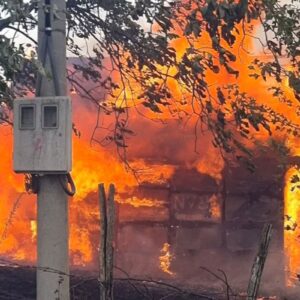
xmin=284 ymin=167 xmax=300 ymax=286
xmin=159 ymin=242 xmax=175 ymax=276
xmin=0 ymin=17 xmax=298 ymax=285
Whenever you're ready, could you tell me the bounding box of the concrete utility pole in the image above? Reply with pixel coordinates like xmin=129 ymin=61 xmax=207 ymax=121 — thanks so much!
xmin=36 ymin=0 xmax=69 ymax=299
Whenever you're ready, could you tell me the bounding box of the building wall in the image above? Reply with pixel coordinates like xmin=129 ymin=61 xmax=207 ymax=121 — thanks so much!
xmin=115 ymin=158 xmax=285 ymax=293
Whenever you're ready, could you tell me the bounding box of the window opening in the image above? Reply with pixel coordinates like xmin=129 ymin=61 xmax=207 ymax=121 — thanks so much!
xmin=43 ymin=105 xmax=58 ymax=128
xmin=20 ymin=105 xmax=35 ymax=129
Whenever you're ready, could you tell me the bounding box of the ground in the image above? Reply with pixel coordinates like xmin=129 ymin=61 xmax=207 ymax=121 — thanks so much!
xmin=0 ymin=266 xmax=217 ymax=299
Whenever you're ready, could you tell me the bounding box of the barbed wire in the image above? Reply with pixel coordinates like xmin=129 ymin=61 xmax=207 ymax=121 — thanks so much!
xmin=0 ymin=257 xmax=229 ymax=299
xmin=0 ymin=193 xmax=25 ymax=245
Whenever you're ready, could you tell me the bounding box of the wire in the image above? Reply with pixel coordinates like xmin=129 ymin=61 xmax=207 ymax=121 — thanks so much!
xmin=36 ymin=0 xmax=62 ymax=96
xmin=32 ymin=0 xmax=77 ymax=195
xmin=48 ymin=36 xmax=63 ymax=95
xmin=35 ymin=0 xmax=77 ymax=197
xmin=59 ymin=173 xmax=76 ymax=196
xmin=35 ymin=34 xmax=49 ymax=96
xmin=45 ymin=0 xmax=52 ymax=36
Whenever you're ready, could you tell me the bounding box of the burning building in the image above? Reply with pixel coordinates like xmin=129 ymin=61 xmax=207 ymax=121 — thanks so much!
xmin=0 ymin=18 xmax=299 ymax=299
xmin=113 ymin=146 xmax=288 ymax=293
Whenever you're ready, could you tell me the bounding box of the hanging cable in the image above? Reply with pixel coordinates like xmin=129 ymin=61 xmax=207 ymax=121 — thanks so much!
xmin=36 ymin=0 xmax=51 ymax=95
xmin=59 ymin=173 xmax=76 ymax=196
xmin=36 ymin=35 xmax=49 ymax=96
xmin=34 ymin=0 xmax=77 ymax=197
xmin=44 ymin=0 xmax=52 ymax=36
xmin=36 ymin=0 xmax=62 ymax=96
xmin=48 ymin=36 xmax=63 ymax=95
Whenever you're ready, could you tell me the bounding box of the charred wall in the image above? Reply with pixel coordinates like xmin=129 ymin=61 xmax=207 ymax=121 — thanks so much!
xmin=115 ymin=155 xmax=285 ymax=292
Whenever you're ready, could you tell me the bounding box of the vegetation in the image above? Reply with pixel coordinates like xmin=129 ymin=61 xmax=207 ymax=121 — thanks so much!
xmin=0 ymin=0 xmax=299 ymax=167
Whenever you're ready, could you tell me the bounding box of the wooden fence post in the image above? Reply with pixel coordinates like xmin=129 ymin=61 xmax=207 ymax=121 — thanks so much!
xmin=247 ymin=224 xmax=272 ymax=300
xmin=99 ymin=183 xmax=115 ymax=300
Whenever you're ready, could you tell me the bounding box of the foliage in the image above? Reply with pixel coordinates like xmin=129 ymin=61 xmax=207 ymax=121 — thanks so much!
xmin=0 ymin=0 xmax=299 ymax=167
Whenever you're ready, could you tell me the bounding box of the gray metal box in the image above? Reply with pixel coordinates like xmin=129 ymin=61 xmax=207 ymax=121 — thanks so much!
xmin=13 ymin=97 xmax=72 ymax=174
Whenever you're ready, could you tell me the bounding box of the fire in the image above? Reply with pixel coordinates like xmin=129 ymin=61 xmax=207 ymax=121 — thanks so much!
xmin=196 ymin=152 xmax=224 ymax=183
xmin=30 ymin=220 xmax=37 ymax=241
xmin=159 ymin=242 xmax=175 ymax=276
xmin=128 ymin=162 xmax=175 ymax=185
xmin=0 ymin=10 xmax=299 ymax=289
xmin=116 ymin=196 xmax=164 ymax=208
xmin=72 ymin=138 xmax=138 ymax=200
xmin=208 ymin=194 xmax=222 ymax=220
xmin=284 ymin=167 xmax=300 ymax=286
